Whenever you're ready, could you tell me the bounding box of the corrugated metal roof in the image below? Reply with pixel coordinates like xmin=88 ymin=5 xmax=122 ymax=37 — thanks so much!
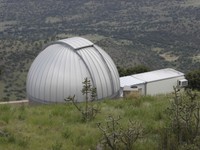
xmin=59 ymin=37 xmax=93 ymax=50
xmin=120 ymin=68 xmax=185 ymax=87
xmin=132 ymin=68 xmax=184 ymax=82
xmin=120 ymin=76 xmax=145 ymax=87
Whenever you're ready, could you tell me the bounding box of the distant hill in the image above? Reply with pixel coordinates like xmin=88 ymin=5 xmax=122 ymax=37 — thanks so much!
xmin=0 ymin=0 xmax=200 ymax=100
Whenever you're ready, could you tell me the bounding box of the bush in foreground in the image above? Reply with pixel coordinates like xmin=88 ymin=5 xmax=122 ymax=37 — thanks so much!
xmin=160 ymin=88 xmax=200 ymax=150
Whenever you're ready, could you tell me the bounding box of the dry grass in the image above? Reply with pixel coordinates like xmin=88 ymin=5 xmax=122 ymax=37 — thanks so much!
xmin=192 ymin=54 xmax=200 ymax=63
xmin=160 ymin=52 xmax=179 ymax=62
xmin=182 ymin=0 xmax=200 ymax=7
xmin=45 ymin=17 xmax=62 ymax=24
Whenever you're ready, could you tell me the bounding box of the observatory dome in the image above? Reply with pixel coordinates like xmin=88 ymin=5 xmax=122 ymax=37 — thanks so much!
xmin=26 ymin=37 xmax=120 ymax=103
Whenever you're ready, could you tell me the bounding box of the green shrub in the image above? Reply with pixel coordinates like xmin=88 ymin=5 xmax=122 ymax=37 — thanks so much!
xmin=117 ymin=65 xmax=150 ymax=77
xmin=186 ymin=69 xmax=200 ymax=90
xmin=159 ymin=88 xmax=200 ymax=149
xmin=97 ymin=115 xmax=143 ymax=150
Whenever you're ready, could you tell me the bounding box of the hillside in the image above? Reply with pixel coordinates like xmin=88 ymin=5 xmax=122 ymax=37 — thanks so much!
xmin=0 ymin=0 xmax=200 ymax=100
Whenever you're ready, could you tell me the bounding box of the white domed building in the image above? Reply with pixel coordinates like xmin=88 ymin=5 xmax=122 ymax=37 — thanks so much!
xmin=26 ymin=37 xmax=120 ymax=103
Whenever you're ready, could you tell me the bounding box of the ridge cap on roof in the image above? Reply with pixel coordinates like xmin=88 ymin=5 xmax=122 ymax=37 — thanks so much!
xmin=58 ymin=37 xmax=94 ymax=50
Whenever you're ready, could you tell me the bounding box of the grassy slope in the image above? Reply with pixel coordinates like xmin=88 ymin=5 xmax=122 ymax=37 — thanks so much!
xmin=0 ymin=95 xmax=170 ymax=150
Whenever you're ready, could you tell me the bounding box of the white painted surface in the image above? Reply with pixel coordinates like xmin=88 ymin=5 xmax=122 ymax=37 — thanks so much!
xmin=120 ymin=76 xmax=144 ymax=87
xmin=120 ymin=68 xmax=186 ymax=96
xmin=146 ymin=76 xmax=185 ymax=95
xmin=132 ymin=68 xmax=184 ymax=82
xmin=0 ymin=100 xmax=28 ymax=105
xmin=27 ymin=37 xmax=120 ymax=103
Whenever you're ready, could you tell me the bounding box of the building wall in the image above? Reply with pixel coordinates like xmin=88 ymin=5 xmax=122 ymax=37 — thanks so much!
xmin=146 ymin=76 xmax=185 ymax=95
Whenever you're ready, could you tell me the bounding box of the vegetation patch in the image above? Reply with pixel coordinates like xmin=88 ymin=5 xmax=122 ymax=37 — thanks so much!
xmin=151 ymin=47 xmax=164 ymax=54
xmin=160 ymin=52 xmax=179 ymax=62
xmin=1 ymin=93 xmax=192 ymax=150
xmin=0 ymin=90 xmax=199 ymax=149
xmin=192 ymin=54 xmax=200 ymax=63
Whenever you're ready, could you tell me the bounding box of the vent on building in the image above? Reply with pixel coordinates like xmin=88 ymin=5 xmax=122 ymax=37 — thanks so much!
xmin=178 ymin=79 xmax=188 ymax=87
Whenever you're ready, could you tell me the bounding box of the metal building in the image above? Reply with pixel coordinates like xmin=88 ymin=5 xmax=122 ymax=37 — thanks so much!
xmin=120 ymin=68 xmax=188 ymax=96
xmin=27 ymin=37 xmax=120 ymax=103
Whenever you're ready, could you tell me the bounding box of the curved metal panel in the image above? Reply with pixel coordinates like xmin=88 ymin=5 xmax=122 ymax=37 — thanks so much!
xmin=59 ymin=37 xmax=93 ymax=50
xmin=26 ymin=37 xmax=120 ymax=103
xmin=94 ymin=45 xmax=120 ymax=94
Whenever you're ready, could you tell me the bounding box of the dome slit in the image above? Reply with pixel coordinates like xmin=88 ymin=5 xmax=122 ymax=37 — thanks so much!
xmin=86 ymin=47 xmax=108 ymax=98
xmin=93 ymin=45 xmax=115 ymax=96
xmin=81 ymin=48 xmax=103 ymax=98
